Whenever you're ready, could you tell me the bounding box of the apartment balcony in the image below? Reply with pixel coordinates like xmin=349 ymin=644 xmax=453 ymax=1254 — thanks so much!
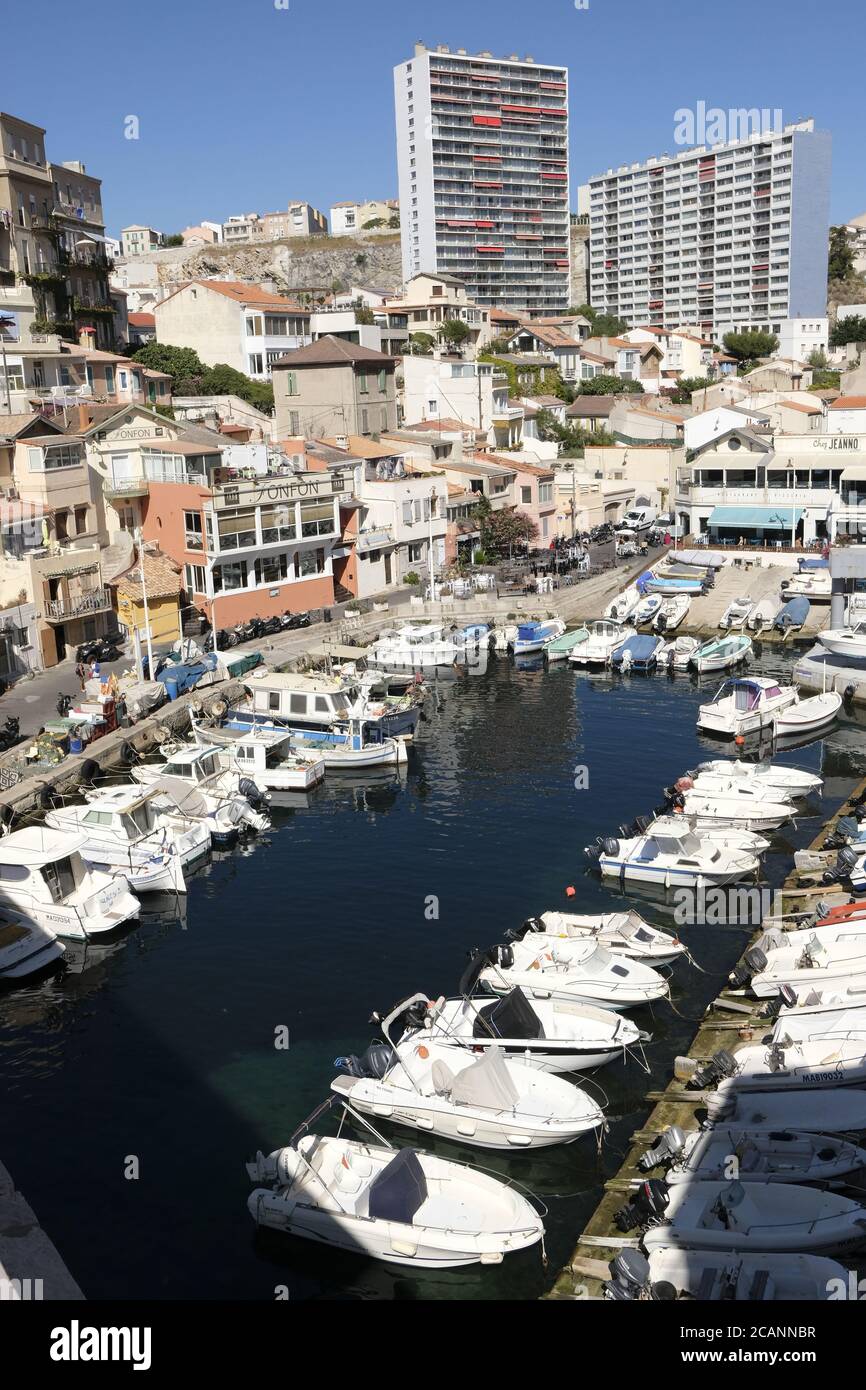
xmin=43 ymin=587 xmax=111 ymax=622
xmin=104 ymin=476 xmax=150 ymax=500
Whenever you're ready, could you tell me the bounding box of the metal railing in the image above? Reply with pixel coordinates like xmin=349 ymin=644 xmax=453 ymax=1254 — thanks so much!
xmin=44 ymin=587 xmax=111 ymax=620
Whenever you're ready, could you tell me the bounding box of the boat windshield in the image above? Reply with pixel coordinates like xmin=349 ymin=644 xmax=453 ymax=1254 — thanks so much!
xmin=121 ymin=802 xmax=156 ymax=839
xmin=41 ymin=855 xmax=77 ymax=903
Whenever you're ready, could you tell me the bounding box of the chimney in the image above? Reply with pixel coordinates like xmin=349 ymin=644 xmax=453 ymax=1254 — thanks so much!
xmin=76 ymin=402 xmax=91 ymax=432
xmin=78 ymin=326 xmax=96 ymax=350
xmin=335 ymin=434 xmax=349 ymax=450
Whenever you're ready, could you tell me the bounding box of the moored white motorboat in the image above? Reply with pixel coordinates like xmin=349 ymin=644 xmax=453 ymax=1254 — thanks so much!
xmin=773 ymin=691 xmax=842 ymax=736
xmin=331 ymin=997 xmax=605 ymax=1149
xmin=392 ymin=987 xmax=648 ymax=1074
xmin=469 ymin=938 xmax=668 ymax=1010
xmin=0 ymin=827 xmax=140 ymax=939
xmin=633 ymin=594 xmax=662 ymax=627
xmin=693 ymin=759 xmax=822 ymax=796
xmin=0 ymin=908 xmax=65 ymax=980
xmin=670 ymin=771 xmax=796 ymax=806
xmin=697 ymin=676 xmax=797 ymax=736
xmin=816 ymin=620 xmax=866 ymax=660
xmin=640 ymin=1179 xmax=866 ymax=1256
xmin=46 ymin=786 xmax=207 ymax=894
xmin=691 ymin=634 xmax=752 ymax=674
xmin=189 ymin=720 xmax=325 ymax=792
xmin=660 ymin=635 xmax=700 ymax=671
xmin=725 ymin=1034 xmax=866 ymax=1089
xmin=607 ymin=1247 xmax=851 ymax=1302
xmin=707 ymin=1083 xmax=866 ymax=1133
xmin=781 ymin=570 xmax=831 ymax=601
xmin=740 ymin=933 xmax=866 ymax=998
xmin=639 ymin=814 xmax=770 ymax=857
xmin=653 ymin=594 xmax=690 ymax=634
xmin=670 ymin=790 xmax=793 ymax=830
xmin=527 ymin=908 xmax=687 ymax=967
xmin=246 ymin=1105 xmax=544 ymax=1267
xmin=205 ymin=711 xmax=408 ymax=770
xmin=719 ymin=597 xmax=753 ymax=630
xmin=746 ymin=597 xmax=777 ymax=633
xmin=597 ymin=824 xmax=758 ymax=889
xmin=604 ymin=586 xmax=642 ymax=624
xmin=645 ymin=1124 xmax=866 ymax=1185
xmin=368 ymin=623 xmax=459 ymax=670
xmin=570 ymin=620 xmax=636 ymax=667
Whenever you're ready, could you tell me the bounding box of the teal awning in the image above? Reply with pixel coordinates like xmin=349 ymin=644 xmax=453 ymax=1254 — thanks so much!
xmin=707 ymin=505 xmax=804 ymax=531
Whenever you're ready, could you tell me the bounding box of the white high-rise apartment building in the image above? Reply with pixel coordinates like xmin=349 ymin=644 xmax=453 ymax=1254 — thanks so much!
xmin=393 ymin=42 xmax=570 ymax=313
xmin=587 ymin=118 xmax=831 ymax=340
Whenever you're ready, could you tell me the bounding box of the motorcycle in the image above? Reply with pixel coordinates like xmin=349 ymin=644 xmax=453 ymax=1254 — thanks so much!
xmin=0 ymin=715 xmax=20 ymax=751
xmin=76 ymin=636 xmax=123 ymax=664
xmin=281 ymin=611 xmax=311 ymax=630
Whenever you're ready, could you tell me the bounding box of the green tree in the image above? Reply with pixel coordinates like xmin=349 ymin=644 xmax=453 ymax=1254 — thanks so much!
xmin=408 ymin=332 xmax=436 ymax=355
xmin=568 ymin=303 xmax=628 ymax=336
xmin=354 ymin=305 xmax=376 ymax=325
xmin=132 ymin=342 xmax=208 ymax=385
xmin=162 ymin=233 xmax=184 ymax=248
xmin=667 ymin=375 xmax=715 ymax=405
xmin=438 ymin=318 xmax=472 ymax=348
xmin=203 ymin=362 xmax=274 ymax=413
xmin=808 ymin=348 xmax=829 ymax=369
xmin=828 ymin=226 xmax=856 ymax=282
xmin=830 ymin=315 xmax=866 ymax=347
xmin=575 ymin=373 xmax=642 ymax=396
xmin=534 ymin=409 xmax=614 ymax=458
xmin=722 ymin=330 xmax=779 ymax=363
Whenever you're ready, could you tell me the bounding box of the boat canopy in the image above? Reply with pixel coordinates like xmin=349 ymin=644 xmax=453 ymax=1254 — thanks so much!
xmin=707 ymin=506 xmax=805 ymax=531
xmin=473 ymin=988 xmax=543 ymax=1042
xmin=715 ymin=678 xmax=781 ymax=710
xmin=775 ymin=597 xmax=811 ymax=628
xmin=0 ymin=826 xmax=88 ymax=865
xmin=149 ymin=776 xmax=210 ymax=819
xmin=366 ymin=1149 xmax=427 ymax=1224
xmin=516 ymin=622 xmax=543 ymax=640
xmin=799 ymin=558 xmax=828 ymax=570
xmin=449 ymin=1045 xmax=520 ymax=1108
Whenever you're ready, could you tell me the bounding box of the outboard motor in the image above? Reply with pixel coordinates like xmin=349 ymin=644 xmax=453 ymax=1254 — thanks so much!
xmin=766 ymin=1040 xmax=789 ymax=1073
xmin=238 ymin=777 xmax=271 ymax=810
xmin=729 ymin=945 xmax=768 ymax=988
xmin=637 ymin=1125 xmax=687 ymax=1173
xmin=687 ymin=1049 xmax=738 ymax=1091
xmin=603 ymin=1249 xmax=651 ymax=1301
xmin=824 ymin=816 xmax=859 ymax=850
xmin=601 ymin=837 xmax=619 ymax=857
xmin=614 ymin=1179 xmax=670 ymax=1233
xmin=758 ymin=983 xmax=797 ymax=1021
xmin=520 ymin=917 xmax=546 ymax=937
xmin=584 ymin=838 xmax=603 ymax=862
xmin=633 ymin=813 xmax=652 ymax=834
xmin=335 ymin=1042 xmax=392 ymax=1080
xmin=496 ymin=944 xmax=515 ymax=970
xmin=823 ymin=845 xmax=859 ymax=885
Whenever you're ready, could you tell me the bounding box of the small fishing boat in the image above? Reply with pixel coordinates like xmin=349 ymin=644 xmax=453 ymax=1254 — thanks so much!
xmin=696 ymin=676 xmax=796 ymax=736
xmin=242 ymin=669 xmax=422 ymax=739
xmin=633 ymin=594 xmax=662 ymax=627
xmin=511 ymin=618 xmax=566 ymax=655
xmin=643 ymin=1124 xmax=866 ymax=1186
xmin=774 ymin=596 xmax=810 ymax=632
xmin=46 ymin=786 xmax=209 ymax=894
xmin=670 ymin=772 xmax=796 ymax=807
xmin=392 ymin=986 xmax=647 ymax=1075
xmin=691 ymin=634 xmax=752 ymax=674
xmin=604 ymin=586 xmax=643 ymax=624
xmin=641 ymin=575 xmax=705 ymax=596
xmin=469 ymin=940 xmax=668 ymax=1010
xmin=526 ymin=909 xmax=687 ymax=967
xmin=719 ymin=596 xmax=753 ymax=630
xmin=726 ymin=1034 xmax=866 ymax=1089
xmin=88 ymin=776 xmax=269 ymax=847
xmin=638 ymin=814 xmax=770 ymax=857
xmin=0 ymin=909 xmax=65 ymax=981
xmin=207 ymin=711 xmax=408 ymax=770
xmin=190 ymin=719 xmax=325 ymax=792
xmin=331 ymin=996 xmax=605 ymax=1150
xmin=670 ymin=790 xmax=793 ymax=831
xmin=246 ymin=1100 xmax=544 ymax=1267
xmin=368 ymin=623 xmax=460 ymax=670
xmin=611 ymin=633 xmax=664 ymax=671
xmin=570 ymin=620 xmax=636 ymax=667
xmin=741 ymin=934 xmax=866 ymax=998
xmin=816 ymin=621 xmax=866 ymax=660
xmin=746 ymin=598 xmax=776 ymax=633
xmin=544 ymin=626 xmax=589 ymax=662
xmin=693 ymin=759 xmax=822 ymax=796
xmin=640 ymin=1180 xmax=866 ymax=1257
xmin=606 ymin=1247 xmax=849 ymax=1302
xmin=0 ymin=828 xmax=140 ymax=939
xmin=653 ymin=594 xmax=690 ymax=633
xmin=773 ymin=691 xmax=842 ymax=737
xmin=781 ymin=570 xmax=831 ymax=602
xmin=659 ymin=635 xmax=700 ymax=671
xmin=596 ymin=824 xmax=758 ymax=889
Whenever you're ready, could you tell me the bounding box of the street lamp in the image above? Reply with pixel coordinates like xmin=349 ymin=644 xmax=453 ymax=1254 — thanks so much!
xmin=787 ymin=461 xmax=796 ymax=550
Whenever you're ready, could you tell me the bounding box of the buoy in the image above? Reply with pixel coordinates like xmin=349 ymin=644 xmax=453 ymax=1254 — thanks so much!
xmin=565 ymin=885 xmax=576 ymax=897
xmin=734 ymin=734 xmax=745 ymax=746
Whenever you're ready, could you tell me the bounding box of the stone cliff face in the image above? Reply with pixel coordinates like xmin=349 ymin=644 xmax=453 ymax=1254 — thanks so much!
xmin=150 ymin=234 xmax=403 ymax=301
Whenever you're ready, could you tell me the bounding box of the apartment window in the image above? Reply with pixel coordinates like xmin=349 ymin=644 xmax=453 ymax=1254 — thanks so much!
xmin=184 ymin=563 xmax=206 ymax=594
xmin=74 ymin=505 xmax=89 ymax=535
xmin=0 ymin=363 xmax=24 ymax=392
xmin=360 ymin=407 xmax=369 ymax=433
xmin=377 ymin=369 xmax=386 ymax=392
xmin=299 ymin=498 xmax=334 ymax=538
xmin=539 ymin=482 xmax=553 ymax=503
xmin=260 ymin=504 xmax=296 ymax=543
xmin=520 ymin=486 xmax=532 ymax=504
xmin=254 ymin=554 xmax=289 ymax=585
xmin=296 ymin=547 xmax=325 ymax=578
xmin=248 ymin=354 xmax=264 ymax=375
xmin=184 ymin=510 xmax=203 ymax=550
xmin=105 ymin=365 xmax=115 ymax=394
xmin=28 ymin=444 xmax=81 ymax=471
xmin=246 ymin=315 xmax=263 ymax=335
xmin=119 ymin=370 xmax=128 ymax=389
xmin=358 ymin=372 xmax=369 ymax=394
xmin=213 ymin=560 xmax=246 ymax=591
xmin=283 ymin=371 xmax=298 ymax=396
xmin=402 ymin=500 xmax=413 ymax=524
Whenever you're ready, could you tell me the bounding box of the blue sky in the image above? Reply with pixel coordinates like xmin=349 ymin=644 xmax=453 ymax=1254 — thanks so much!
xmin=3 ymin=0 xmax=863 ymax=234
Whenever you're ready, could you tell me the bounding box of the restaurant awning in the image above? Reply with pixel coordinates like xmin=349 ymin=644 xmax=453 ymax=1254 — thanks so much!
xmin=707 ymin=505 xmax=805 ymax=531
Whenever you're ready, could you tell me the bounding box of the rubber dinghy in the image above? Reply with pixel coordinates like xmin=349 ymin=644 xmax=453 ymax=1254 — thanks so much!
xmin=639 ymin=1123 xmax=866 ymax=1186
xmin=604 ymin=1247 xmax=850 ymax=1302
xmin=639 ymin=1179 xmax=866 ymax=1256
xmin=391 ymin=987 xmax=648 ymax=1075
xmin=468 ymin=939 xmax=669 ymax=1010
xmin=331 ymin=997 xmax=604 ymax=1150
xmin=246 ymin=1108 xmax=544 ymax=1267
xmin=706 ymin=1084 xmax=866 ymax=1133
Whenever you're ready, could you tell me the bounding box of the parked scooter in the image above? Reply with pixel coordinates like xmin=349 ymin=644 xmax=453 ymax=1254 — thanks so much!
xmin=280 ymin=611 xmax=311 ymax=630
xmin=0 ymin=715 xmax=20 ymax=751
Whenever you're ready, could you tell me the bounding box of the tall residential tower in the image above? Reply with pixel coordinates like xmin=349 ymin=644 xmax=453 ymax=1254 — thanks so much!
xmin=394 ymin=42 xmax=570 ymax=312
xmin=586 ymin=118 xmax=831 ymax=340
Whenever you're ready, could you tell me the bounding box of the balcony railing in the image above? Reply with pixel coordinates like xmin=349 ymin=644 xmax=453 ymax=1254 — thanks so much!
xmin=43 ymin=587 xmax=111 ymax=621
xmin=104 ymin=477 xmax=149 ymax=499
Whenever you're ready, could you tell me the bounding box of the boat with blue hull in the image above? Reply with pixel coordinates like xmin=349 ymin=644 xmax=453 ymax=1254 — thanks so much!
xmin=774 ymin=596 xmax=811 ymax=632
xmin=511 ymin=618 xmax=566 ymax=655
xmin=241 ymin=670 xmax=422 ymax=740
xmin=206 ymin=711 xmax=408 ymax=770
xmin=611 ymin=634 xmax=664 ymax=671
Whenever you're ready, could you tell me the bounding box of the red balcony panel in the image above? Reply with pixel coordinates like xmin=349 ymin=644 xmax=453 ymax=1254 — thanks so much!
xmin=474 ymin=181 xmax=503 ymax=189
xmin=501 ymin=103 xmax=541 ymax=114
xmin=540 ymin=108 xmax=567 ymax=117
xmin=477 ymin=245 xmax=505 ymax=254
xmin=472 ymin=114 xmax=501 ymax=127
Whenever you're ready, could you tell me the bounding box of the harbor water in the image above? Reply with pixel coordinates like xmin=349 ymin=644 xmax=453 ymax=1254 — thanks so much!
xmin=0 ymin=648 xmax=861 ymax=1301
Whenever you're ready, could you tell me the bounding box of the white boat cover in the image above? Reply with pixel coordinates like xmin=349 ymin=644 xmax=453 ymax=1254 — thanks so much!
xmin=449 ymin=1045 xmax=520 ymax=1109
xmin=149 ymin=775 xmax=210 ymax=819
xmin=678 ymin=549 xmax=726 ymax=569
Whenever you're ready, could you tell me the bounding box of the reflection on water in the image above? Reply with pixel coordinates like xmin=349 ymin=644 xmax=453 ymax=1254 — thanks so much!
xmin=0 ymin=650 xmax=858 ymax=1300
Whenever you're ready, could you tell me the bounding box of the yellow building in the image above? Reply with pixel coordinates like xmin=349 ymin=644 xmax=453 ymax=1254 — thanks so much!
xmin=114 ymin=548 xmax=182 ymax=650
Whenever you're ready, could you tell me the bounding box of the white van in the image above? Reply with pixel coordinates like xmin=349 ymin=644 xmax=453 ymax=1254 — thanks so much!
xmin=617 ymin=507 xmax=657 ymax=533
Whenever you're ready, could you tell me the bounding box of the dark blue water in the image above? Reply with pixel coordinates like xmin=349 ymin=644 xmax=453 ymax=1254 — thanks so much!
xmin=0 ymin=651 xmax=858 ymax=1301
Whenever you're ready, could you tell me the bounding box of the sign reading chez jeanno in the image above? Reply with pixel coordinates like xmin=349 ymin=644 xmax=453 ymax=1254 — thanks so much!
xmin=811 ymin=436 xmax=862 ymax=451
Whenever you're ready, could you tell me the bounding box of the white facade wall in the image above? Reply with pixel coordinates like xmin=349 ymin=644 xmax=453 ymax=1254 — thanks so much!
xmin=401 ymin=354 xmax=494 ymax=433
xmin=778 ymin=316 xmax=829 ymax=359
